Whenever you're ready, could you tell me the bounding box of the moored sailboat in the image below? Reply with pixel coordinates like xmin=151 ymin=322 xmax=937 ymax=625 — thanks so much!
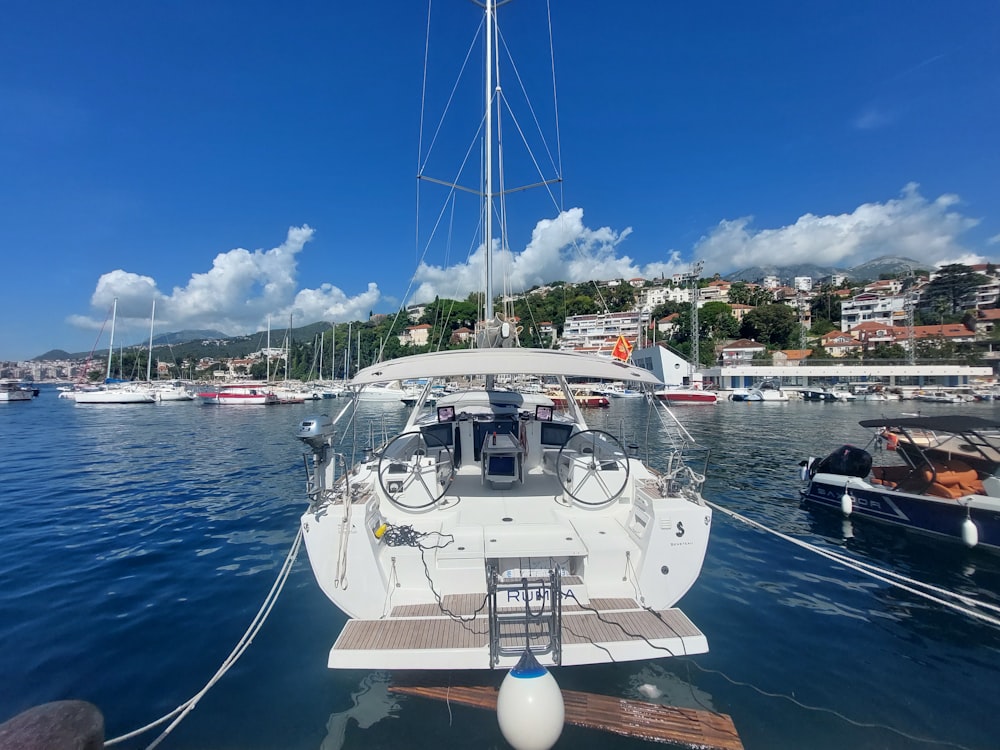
xmin=294 ymin=0 xmax=712 ymax=683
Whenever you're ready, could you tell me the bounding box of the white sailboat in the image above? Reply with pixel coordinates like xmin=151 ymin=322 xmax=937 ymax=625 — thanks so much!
xmin=137 ymin=300 xmax=195 ymax=401
xmin=295 ymin=0 xmax=711 ymax=680
xmin=75 ymin=298 xmax=157 ymax=404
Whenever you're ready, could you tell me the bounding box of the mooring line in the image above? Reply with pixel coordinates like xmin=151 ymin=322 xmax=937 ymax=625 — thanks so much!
xmin=706 ymin=499 xmax=1000 ymax=628
xmin=104 ymin=528 xmax=303 ymax=748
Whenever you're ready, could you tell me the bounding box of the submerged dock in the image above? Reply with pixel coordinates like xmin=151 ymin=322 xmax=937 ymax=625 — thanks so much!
xmin=389 ymin=680 xmax=743 ymax=750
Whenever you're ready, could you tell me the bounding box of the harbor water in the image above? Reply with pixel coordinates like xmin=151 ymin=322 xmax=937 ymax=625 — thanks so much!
xmin=2 ymin=388 xmax=999 ymax=749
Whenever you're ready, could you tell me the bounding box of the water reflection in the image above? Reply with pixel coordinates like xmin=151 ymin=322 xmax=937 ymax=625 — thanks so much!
xmin=321 ymin=673 xmax=400 ymax=750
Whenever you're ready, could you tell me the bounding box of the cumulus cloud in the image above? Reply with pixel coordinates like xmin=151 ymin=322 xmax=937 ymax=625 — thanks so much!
xmin=693 ymin=183 xmax=983 ymax=274
xmin=67 ymin=183 xmax=989 ymax=341
xmin=406 ymin=184 xmax=985 ymax=302
xmin=409 ymin=207 xmax=686 ymax=303
xmin=68 ymin=225 xmax=384 ymax=337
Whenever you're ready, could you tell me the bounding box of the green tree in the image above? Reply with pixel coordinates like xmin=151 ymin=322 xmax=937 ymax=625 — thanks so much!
xmin=921 ymin=264 xmax=988 ymax=316
xmin=739 ymin=304 xmax=799 ymax=348
xmin=869 ymin=343 xmax=907 ymax=360
xmin=728 ymin=282 xmax=773 ymax=307
xmin=810 ymin=318 xmax=836 ymax=336
xmin=700 ymin=301 xmax=739 ymax=339
xmin=810 ymin=285 xmax=842 ymax=327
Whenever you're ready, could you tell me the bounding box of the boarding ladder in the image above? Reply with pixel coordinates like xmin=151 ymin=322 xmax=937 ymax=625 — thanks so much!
xmin=487 ymin=563 xmax=563 ymax=667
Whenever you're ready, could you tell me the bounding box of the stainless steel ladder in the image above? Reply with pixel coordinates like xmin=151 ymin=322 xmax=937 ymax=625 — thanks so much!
xmin=487 ymin=563 xmax=563 ymax=667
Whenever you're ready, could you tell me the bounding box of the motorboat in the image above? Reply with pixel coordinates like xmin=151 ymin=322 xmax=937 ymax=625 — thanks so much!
xmin=294 ymin=0 xmax=711 ymax=678
xmin=543 ymin=385 xmax=611 ymax=408
xmin=800 ymin=388 xmax=837 ymax=402
xmin=0 ymin=380 xmax=37 ymax=402
xmin=197 ymin=382 xmax=279 ymax=405
xmin=353 ymin=380 xmax=423 ymax=403
xmin=141 ymin=380 xmax=195 ymax=401
xmin=654 ymin=387 xmax=718 ymax=404
xmin=730 ymin=381 xmax=787 ymax=401
xmin=914 ymin=390 xmax=968 ymax=403
xmin=801 ymin=386 xmax=855 ymax=402
xmin=799 ymin=415 xmax=1000 ymax=551
xmin=599 ymin=382 xmax=645 ymax=399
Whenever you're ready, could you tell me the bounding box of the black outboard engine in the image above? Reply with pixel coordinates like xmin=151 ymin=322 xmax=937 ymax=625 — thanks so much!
xmin=810 ymin=445 xmax=872 ymax=479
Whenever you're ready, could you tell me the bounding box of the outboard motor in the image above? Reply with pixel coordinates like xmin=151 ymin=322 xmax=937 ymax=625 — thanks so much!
xmin=297 ymin=415 xmax=334 ymax=451
xmin=810 ymin=445 xmax=872 ymax=479
xmin=799 ymin=458 xmax=815 ymax=481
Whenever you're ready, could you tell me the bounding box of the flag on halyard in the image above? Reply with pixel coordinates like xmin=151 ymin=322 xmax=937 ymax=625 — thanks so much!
xmin=611 ymin=335 xmax=633 ymax=362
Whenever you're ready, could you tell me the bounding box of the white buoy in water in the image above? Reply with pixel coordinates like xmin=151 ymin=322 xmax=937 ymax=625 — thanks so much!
xmin=961 ymin=516 xmax=979 ymax=548
xmin=496 ymin=649 xmax=565 ymax=750
xmin=840 ymin=490 xmax=853 ymax=517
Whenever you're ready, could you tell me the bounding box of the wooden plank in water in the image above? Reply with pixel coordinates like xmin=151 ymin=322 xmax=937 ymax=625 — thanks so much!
xmin=389 ymin=683 xmax=743 ymax=750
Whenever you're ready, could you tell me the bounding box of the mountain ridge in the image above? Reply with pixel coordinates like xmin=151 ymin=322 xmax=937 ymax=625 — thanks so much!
xmin=723 ymin=254 xmax=926 ymax=284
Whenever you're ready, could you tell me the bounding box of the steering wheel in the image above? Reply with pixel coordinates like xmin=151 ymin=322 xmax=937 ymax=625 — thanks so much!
xmin=556 ymin=429 xmax=630 ymax=506
xmin=377 ymin=431 xmax=455 ymax=509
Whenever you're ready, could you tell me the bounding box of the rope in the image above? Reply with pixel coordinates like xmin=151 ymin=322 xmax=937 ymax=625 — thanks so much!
xmin=682 ymin=659 xmax=978 ymax=750
xmin=706 ymin=499 xmax=1000 ymax=628
xmin=104 ymin=529 xmax=303 ymax=748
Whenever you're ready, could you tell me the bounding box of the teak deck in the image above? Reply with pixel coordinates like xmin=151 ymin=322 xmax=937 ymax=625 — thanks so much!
xmin=334 ymin=600 xmax=702 ymax=652
xmin=389 ymin=682 xmax=744 ymax=750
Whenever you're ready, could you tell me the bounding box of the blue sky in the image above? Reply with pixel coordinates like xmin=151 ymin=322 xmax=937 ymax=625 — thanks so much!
xmin=2 ymin=1 xmax=998 ymax=361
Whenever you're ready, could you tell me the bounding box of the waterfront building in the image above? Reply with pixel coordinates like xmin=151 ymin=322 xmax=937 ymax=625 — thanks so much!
xmin=703 ymin=362 xmax=994 ymax=393
xmin=558 ymin=310 xmax=646 ymax=352
xmin=720 ymin=339 xmax=766 ymax=363
xmin=819 ymin=331 xmax=862 ymax=357
xmin=398 ymin=323 xmax=432 ymax=346
xmin=840 ymin=292 xmax=907 ymax=331
xmin=635 ymin=283 xmax=691 ymax=312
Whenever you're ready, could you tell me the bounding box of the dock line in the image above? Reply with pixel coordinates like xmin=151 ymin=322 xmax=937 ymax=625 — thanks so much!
xmin=104 ymin=529 xmax=303 ymax=748
xmin=705 ymin=499 xmax=1000 ymax=628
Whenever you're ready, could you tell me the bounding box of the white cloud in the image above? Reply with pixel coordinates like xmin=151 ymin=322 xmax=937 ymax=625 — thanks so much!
xmin=409 ymin=207 xmax=686 ymax=303
xmin=69 ymin=225 xmax=384 ymax=337
xmin=988 ymin=233 xmax=1000 ymax=246
xmin=693 ymin=183 xmax=982 ymax=274
xmin=67 ymin=183 xmax=990 ymax=342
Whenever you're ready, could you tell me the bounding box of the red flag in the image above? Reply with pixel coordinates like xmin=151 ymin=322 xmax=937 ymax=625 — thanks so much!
xmin=611 ymin=335 xmax=633 ymax=362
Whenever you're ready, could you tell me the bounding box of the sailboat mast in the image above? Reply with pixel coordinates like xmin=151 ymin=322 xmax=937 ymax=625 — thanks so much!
xmin=146 ymin=299 xmax=155 ymax=381
xmin=346 ymin=322 xmax=352 ymax=380
xmin=106 ymin=297 xmax=117 ymax=381
xmin=484 ymin=0 xmax=495 ymax=321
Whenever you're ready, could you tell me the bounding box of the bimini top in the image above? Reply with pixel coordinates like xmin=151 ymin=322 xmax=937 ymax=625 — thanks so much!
xmin=859 ymin=415 xmax=1000 ymax=433
xmin=351 ymin=347 xmax=663 ymax=387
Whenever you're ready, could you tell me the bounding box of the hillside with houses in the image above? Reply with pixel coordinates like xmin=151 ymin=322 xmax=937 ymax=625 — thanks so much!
xmin=4 ymin=260 xmax=998 ymax=384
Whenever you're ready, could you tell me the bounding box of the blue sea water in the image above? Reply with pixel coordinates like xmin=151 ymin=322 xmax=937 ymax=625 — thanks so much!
xmin=2 ymin=388 xmax=999 ymax=749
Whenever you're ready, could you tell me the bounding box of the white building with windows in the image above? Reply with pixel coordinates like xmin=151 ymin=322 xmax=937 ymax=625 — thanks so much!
xmin=558 ymin=310 xmax=647 ymax=352
xmin=635 ymin=284 xmax=692 ymax=312
xmin=839 ymin=293 xmax=907 ymax=332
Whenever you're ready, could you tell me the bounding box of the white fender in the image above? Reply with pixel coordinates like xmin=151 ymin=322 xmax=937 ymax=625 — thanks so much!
xmin=496 ymin=650 xmax=564 ymax=750
xmin=961 ymin=516 xmax=979 ymax=548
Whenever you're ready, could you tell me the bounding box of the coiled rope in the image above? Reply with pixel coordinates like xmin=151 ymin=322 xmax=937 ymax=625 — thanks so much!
xmin=104 ymin=528 xmax=303 ymax=748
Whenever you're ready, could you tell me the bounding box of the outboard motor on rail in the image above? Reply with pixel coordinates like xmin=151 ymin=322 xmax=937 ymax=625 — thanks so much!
xmin=809 ymin=445 xmax=872 ymax=479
